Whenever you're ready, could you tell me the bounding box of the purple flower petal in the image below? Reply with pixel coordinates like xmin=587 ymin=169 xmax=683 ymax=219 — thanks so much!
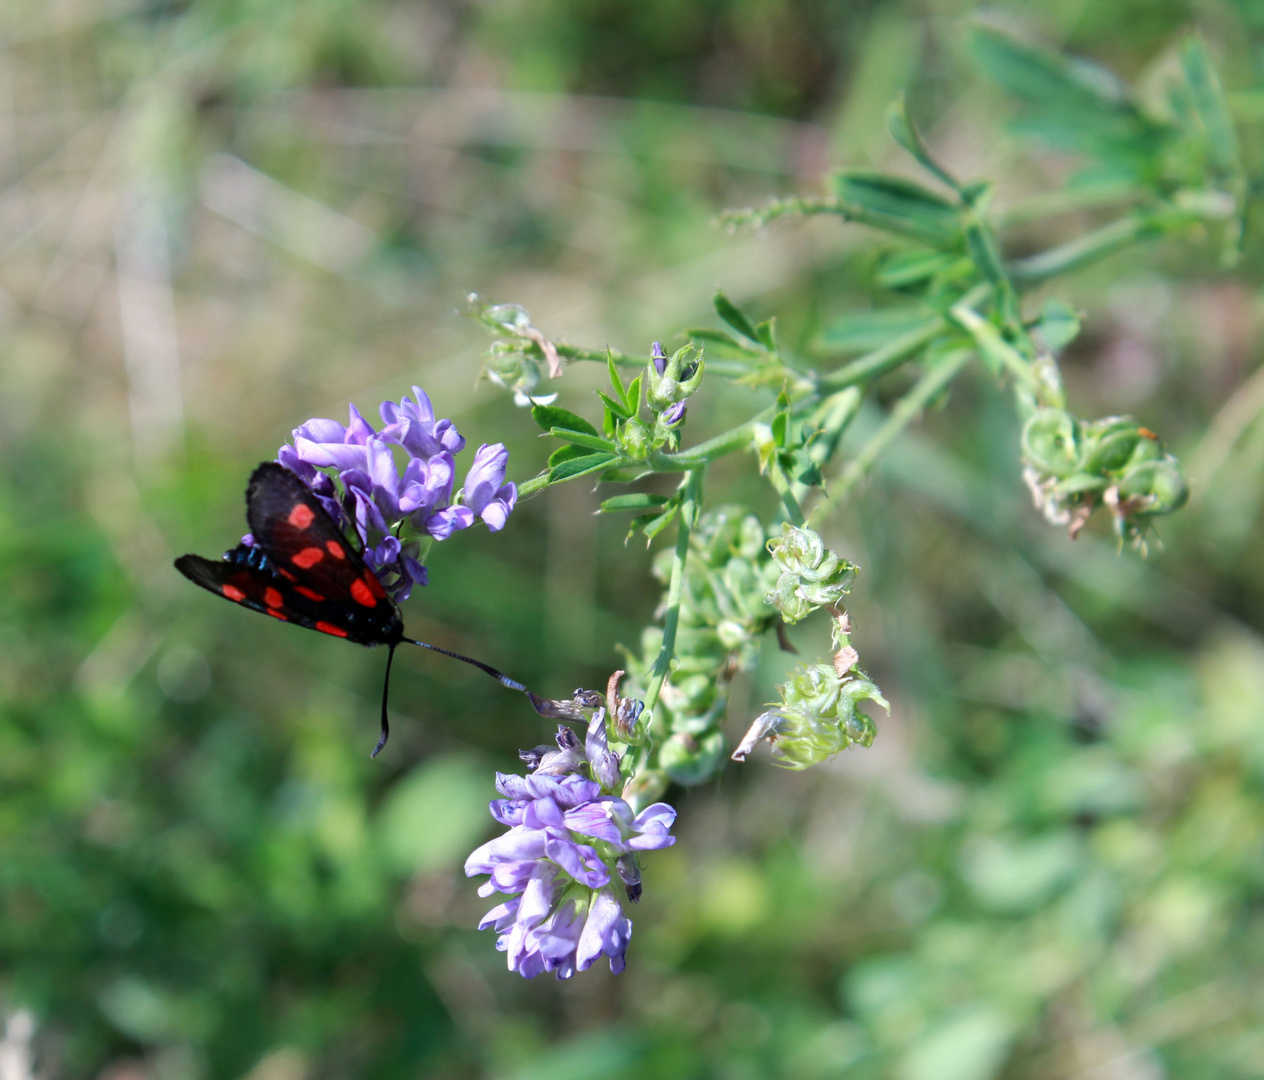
xmin=543 ymin=836 xmax=609 ymax=889
xmin=577 ymin=887 xmax=624 ymax=972
xmin=423 ymin=505 xmax=475 ymax=540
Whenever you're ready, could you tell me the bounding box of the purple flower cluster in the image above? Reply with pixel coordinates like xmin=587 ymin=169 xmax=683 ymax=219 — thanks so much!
xmin=465 ymin=710 xmax=676 ymax=979
xmin=273 ymin=387 xmax=517 ymax=601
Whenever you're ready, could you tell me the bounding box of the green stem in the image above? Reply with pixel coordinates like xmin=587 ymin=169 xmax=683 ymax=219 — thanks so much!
xmin=815 ymin=283 xmax=990 ymax=392
xmin=647 ymin=404 xmax=779 ymax=471
xmin=770 ymin=464 xmax=806 ymax=526
xmin=834 ymin=349 xmax=973 ymax=501
xmin=948 ymin=302 xmax=1044 ymax=399
xmin=520 ymin=339 xmax=750 ymax=378
xmin=642 ymin=469 xmax=703 ymax=713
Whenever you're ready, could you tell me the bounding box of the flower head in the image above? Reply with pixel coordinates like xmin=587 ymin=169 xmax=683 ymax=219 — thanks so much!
xmin=466 ymin=702 xmax=676 ymax=979
xmin=275 ymin=387 xmax=517 ymax=600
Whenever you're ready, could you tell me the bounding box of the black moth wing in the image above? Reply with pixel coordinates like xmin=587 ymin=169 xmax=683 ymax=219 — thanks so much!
xmin=173 ymin=553 xmax=339 ymax=636
xmin=175 ymin=463 xmax=402 ymax=647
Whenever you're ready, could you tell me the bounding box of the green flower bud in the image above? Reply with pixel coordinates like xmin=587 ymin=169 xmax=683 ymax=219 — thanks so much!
xmin=647 ymin=345 xmax=704 ymax=410
xmin=1021 ymin=409 xmax=1083 ymax=478
xmin=619 ymin=418 xmax=652 ymax=460
xmin=660 ymin=728 xmax=727 ymax=785
xmin=765 ymin=525 xmax=857 ymax=624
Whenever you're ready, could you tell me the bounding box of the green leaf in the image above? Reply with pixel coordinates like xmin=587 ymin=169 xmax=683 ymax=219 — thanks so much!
xmin=548 ymin=444 xmax=590 ymax=468
xmin=626 ymin=374 xmax=644 ymax=412
xmin=606 ymin=347 xmax=629 ymax=409
xmin=1036 ymin=298 xmax=1081 ymax=352
xmin=886 ymin=92 xmax=960 ymax=193
xmin=532 ymin=404 xmax=598 ymax=437
xmin=548 ymin=452 xmax=618 ymax=483
xmin=876 ymin=249 xmax=964 ymax=289
xmin=755 ymin=318 xmax=777 ymax=352
xmin=641 ymin=505 xmax=680 ymax=542
xmin=600 ymin=493 xmax=671 ymax=513
xmin=963 ymin=214 xmax=1008 ymax=287
xmin=833 ymin=170 xmax=963 ymax=249
xmin=596 ymin=389 xmax=632 ymax=421
xmin=714 ymin=291 xmax=762 ymax=344
xmin=969 ymin=28 xmax=1160 ymax=173
xmin=549 ymin=427 xmax=616 ymax=453
xmin=685 ymin=327 xmax=763 ymax=355
xmin=1179 ymin=36 xmax=1241 ymax=179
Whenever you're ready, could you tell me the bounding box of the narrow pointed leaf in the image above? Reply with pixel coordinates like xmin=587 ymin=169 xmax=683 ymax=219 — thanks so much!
xmin=714 ymin=291 xmax=762 ymax=344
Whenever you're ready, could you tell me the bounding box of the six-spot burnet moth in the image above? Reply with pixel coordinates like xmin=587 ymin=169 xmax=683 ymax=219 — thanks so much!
xmin=175 ymin=462 xmax=529 ymax=756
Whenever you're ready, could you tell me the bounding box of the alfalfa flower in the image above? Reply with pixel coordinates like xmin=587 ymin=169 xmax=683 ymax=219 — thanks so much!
xmin=465 ymin=704 xmax=676 ymax=978
xmin=274 ymin=387 xmax=518 ymax=600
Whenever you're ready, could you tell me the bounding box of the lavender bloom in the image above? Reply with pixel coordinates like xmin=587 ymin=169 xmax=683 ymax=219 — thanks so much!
xmin=466 ymin=709 xmax=677 ymax=979
xmin=651 ymin=341 xmax=668 ymax=376
xmin=661 ymin=401 xmax=687 ymax=427
xmin=276 ymin=388 xmax=517 ymax=601
xmin=462 ymin=443 xmax=518 ymax=532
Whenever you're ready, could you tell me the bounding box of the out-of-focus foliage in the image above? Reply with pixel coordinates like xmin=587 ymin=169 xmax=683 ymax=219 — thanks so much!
xmin=2 ymin=2 xmax=1264 ymax=1079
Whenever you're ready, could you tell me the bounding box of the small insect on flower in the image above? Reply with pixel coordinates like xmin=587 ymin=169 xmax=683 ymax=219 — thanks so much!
xmin=175 ymin=463 xmax=530 ymax=757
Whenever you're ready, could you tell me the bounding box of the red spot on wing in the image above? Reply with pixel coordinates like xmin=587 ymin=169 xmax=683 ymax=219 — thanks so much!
xmin=295 ymin=586 xmax=325 ymax=601
xmin=293 ymin=547 xmax=325 ymax=569
xmin=363 ymin=570 xmax=387 ymax=599
xmin=264 ymin=587 xmax=283 ymax=608
xmin=222 ymin=585 xmax=246 ymax=602
xmin=325 ymin=540 xmax=345 ymax=559
xmin=277 ymin=568 xmax=297 ymax=582
xmin=287 ymin=504 xmax=316 ymax=529
xmin=350 ymin=578 xmax=376 ymax=607
xmin=266 ymin=609 xmax=288 ymax=621
xmin=316 ymin=621 xmax=349 ymax=638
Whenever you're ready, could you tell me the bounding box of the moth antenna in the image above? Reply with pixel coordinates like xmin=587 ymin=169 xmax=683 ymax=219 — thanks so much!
xmin=372 ymin=641 xmax=397 ymax=758
xmin=402 ymin=637 xmax=528 ymax=693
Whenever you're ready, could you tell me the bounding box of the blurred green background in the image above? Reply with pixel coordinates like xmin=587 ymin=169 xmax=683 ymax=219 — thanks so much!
xmin=3 ymin=1 xmax=1264 ymax=1077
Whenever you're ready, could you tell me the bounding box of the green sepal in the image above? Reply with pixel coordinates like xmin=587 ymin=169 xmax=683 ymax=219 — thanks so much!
xmin=532 ymin=404 xmax=598 ymax=437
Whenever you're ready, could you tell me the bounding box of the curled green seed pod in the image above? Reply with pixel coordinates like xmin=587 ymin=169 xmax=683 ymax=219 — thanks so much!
xmin=765 ymin=525 xmax=858 ymax=624
xmin=731 ymin=662 xmax=888 ymax=769
xmin=1119 ymin=457 xmax=1190 ymax=516
xmin=1021 ymin=409 xmax=1084 ymax=477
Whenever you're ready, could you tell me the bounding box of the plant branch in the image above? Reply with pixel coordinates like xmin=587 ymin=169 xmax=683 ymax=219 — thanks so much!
xmin=642 ymin=469 xmax=704 ymax=713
